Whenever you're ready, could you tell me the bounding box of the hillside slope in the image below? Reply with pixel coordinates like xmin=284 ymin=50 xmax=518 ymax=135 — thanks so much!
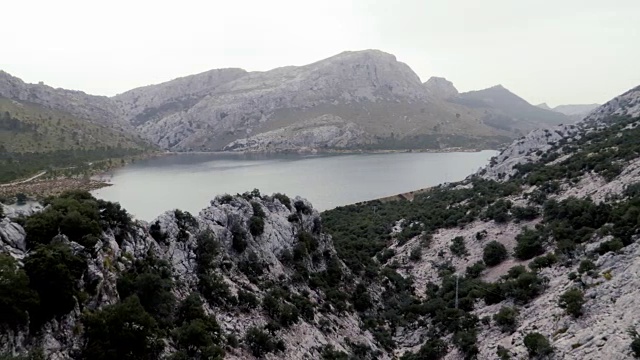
xmin=0 ymin=97 xmax=151 ymax=183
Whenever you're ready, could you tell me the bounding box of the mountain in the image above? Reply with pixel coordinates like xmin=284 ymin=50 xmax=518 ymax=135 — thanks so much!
xmin=2 ymin=84 xmax=640 ymax=359
xmin=536 ymin=102 xmax=552 ymax=110
xmin=0 ymin=50 xmax=575 ymax=153
xmin=0 ymin=97 xmax=151 ymax=183
xmin=112 ymin=50 xmax=570 ymax=152
xmin=452 ymin=85 xmax=572 ymax=133
xmin=0 ymin=71 xmax=124 ymax=128
xmin=553 ymin=103 xmax=600 ymax=117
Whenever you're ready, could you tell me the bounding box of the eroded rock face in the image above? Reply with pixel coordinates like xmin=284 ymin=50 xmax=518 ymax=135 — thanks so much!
xmin=584 ymin=85 xmax=640 ymax=123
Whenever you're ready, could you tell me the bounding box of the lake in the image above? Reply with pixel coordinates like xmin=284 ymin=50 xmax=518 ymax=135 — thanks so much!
xmin=92 ymin=151 xmax=497 ymax=220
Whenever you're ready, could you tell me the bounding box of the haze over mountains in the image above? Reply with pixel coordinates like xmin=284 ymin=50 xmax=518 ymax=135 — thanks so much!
xmin=0 ymin=50 xmax=585 ymax=153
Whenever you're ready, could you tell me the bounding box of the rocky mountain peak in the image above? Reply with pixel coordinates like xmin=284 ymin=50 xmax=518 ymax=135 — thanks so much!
xmin=423 ymin=76 xmax=458 ymax=98
xmin=584 ymin=85 xmax=640 ymax=124
xmin=536 ymin=102 xmax=552 ymax=110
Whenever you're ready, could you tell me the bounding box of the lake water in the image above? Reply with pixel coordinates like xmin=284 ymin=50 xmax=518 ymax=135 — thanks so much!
xmin=92 ymin=151 xmax=497 ymax=221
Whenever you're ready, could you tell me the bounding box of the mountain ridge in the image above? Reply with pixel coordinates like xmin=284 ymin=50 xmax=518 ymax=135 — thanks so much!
xmin=1 ymin=50 xmax=573 ymax=153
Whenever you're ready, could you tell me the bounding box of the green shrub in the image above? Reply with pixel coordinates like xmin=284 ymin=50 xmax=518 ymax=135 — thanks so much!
xmin=237 ymin=290 xmax=260 ymax=310
xmin=248 ymin=216 xmax=265 ymax=237
xmin=273 ymin=193 xmax=291 ymax=210
xmin=409 ymin=247 xmax=422 ymax=261
xmin=496 ymin=345 xmax=511 ymax=359
xmin=321 ymin=345 xmax=348 ymax=359
xmin=244 ymin=326 xmax=284 ymax=357
xmin=116 ymin=257 xmax=175 ymax=326
xmin=465 ymin=261 xmax=486 ymax=279
xmin=514 ymin=228 xmax=545 ymax=260
xmin=0 ymin=254 xmax=39 ymax=329
xmin=597 ymin=238 xmax=624 ymax=255
xmin=511 ymin=205 xmax=539 ymax=221
xmin=149 ymin=220 xmax=167 ymax=243
xmin=450 ymin=236 xmax=468 ymax=257
xmin=559 ymin=288 xmax=585 ymax=318
xmin=231 ymin=223 xmax=248 ymax=253
xmin=294 ymin=200 xmax=312 ymax=215
xmin=577 ymin=259 xmax=596 ymax=274
xmin=24 ymin=243 xmax=86 ymax=327
xmin=493 ymin=306 xmax=519 ymax=333
xmin=483 ymin=241 xmax=508 ymax=266
xmin=484 ymin=199 xmax=512 ymax=223
xmin=82 ymin=295 xmax=163 ymax=360
xmin=523 ymin=332 xmax=553 ymax=357
xmin=251 ymin=202 xmax=265 ymax=218
xmin=529 ymin=253 xmax=557 ymax=271
xmin=401 ymin=337 xmax=448 ymax=359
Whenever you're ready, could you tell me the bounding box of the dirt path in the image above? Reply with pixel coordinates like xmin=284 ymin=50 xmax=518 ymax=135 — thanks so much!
xmin=0 ymin=171 xmax=47 ymax=187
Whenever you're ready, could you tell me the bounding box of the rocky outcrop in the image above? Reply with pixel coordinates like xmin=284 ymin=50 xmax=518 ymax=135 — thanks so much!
xmin=424 ymin=76 xmax=458 ymax=98
xmin=0 ymin=194 xmax=383 ymax=359
xmin=584 ymin=85 xmax=640 ymax=124
xmin=223 ymin=115 xmax=371 ymax=152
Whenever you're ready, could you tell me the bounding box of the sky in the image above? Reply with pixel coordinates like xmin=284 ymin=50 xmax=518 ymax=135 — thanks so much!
xmin=3 ymin=0 xmax=639 ymax=106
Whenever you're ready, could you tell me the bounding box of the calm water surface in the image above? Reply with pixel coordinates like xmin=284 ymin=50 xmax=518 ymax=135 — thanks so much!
xmin=92 ymin=151 xmax=497 ymax=220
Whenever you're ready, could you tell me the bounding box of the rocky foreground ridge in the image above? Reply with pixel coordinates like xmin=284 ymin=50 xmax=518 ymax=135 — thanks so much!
xmin=1 ymin=50 xmax=571 ymax=153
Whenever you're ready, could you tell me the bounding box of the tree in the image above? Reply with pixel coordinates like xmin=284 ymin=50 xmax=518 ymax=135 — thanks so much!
xmin=0 ymin=254 xmax=39 ymax=329
xmin=558 ymin=288 xmax=585 ymax=318
xmin=628 ymin=327 xmax=640 ymax=358
xmin=483 ymin=241 xmax=508 ymax=266
xmin=82 ymin=296 xmax=163 ymax=360
xmin=523 ymin=332 xmax=553 ymax=358
xmin=248 ymin=216 xmax=265 ymax=237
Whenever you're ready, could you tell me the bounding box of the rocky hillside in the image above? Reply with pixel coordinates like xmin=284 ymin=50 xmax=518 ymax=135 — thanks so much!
xmin=0 ymin=71 xmax=124 ymax=128
xmin=0 ymin=191 xmax=385 ymax=359
xmin=0 ymin=97 xmax=151 ymax=183
xmin=2 ymin=84 xmax=640 ymax=360
xmin=321 ymin=84 xmax=640 ymax=359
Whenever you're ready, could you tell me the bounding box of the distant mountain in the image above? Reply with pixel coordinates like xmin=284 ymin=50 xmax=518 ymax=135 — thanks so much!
xmin=536 ymin=102 xmax=552 ymax=110
xmin=114 ymin=50 xmax=570 ymax=151
xmin=553 ymin=103 xmax=600 ymax=116
xmin=451 ymin=85 xmax=570 ymax=133
xmin=0 ymin=97 xmax=151 ymax=182
xmin=0 ymin=50 xmax=575 ymax=153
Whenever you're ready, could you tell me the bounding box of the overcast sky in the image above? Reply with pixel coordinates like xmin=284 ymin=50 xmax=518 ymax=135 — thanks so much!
xmin=3 ymin=0 xmax=639 ymax=106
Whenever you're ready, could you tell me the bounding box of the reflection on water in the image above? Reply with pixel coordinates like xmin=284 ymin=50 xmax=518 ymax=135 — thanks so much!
xmin=92 ymin=151 xmax=497 ymax=221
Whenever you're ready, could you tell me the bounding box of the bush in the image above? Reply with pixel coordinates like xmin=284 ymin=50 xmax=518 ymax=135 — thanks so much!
xmin=248 ymin=216 xmax=265 ymax=237
xmin=529 ymin=253 xmax=557 ymax=271
xmin=496 ymin=345 xmax=511 ymax=359
xmin=511 ymin=205 xmax=539 ymax=221
xmin=493 ymin=306 xmax=519 ymax=333
xmin=523 ymin=332 xmax=553 ymax=358
xmin=24 ymin=243 xmax=86 ymax=327
xmin=483 ymin=241 xmax=508 ymax=266
xmin=238 ymin=290 xmax=260 ymax=310
xmin=82 ymin=295 xmax=162 ymax=360
xmin=514 ymin=228 xmax=545 ymax=260
xmin=485 ymin=199 xmax=512 ymax=223
xmin=465 ymin=261 xmax=486 ymax=279
xmin=244 ymin=327 xmax=284 ymax=357
xmin=401 ymin=337 xmax=448 ymax=359
xmin=577 ymin=259 xmax=596 ymax=274
xmin=231 ymin=223 xmax=248 ymax=253
xmin=294 ymin=200 xmax=312 ymax=215
xmin=273 ymin=193 xmax=291 ymax=210
xmin=149 ymin=221 xmax=167 ymax=243
xmin=409 ymin=247 xmax=422 ymax=262
xmin=597 ymin=238 xmax=624 ymax=255
xmin=450 ymin=236 xmax=468 ymax=257
xmin=116 ymin=257 xmax=175 ymax=326
xmin=0 ymin=254 xmax=39 ymax=329
xmin=559 ymin=288 xmax=585 ymax=318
